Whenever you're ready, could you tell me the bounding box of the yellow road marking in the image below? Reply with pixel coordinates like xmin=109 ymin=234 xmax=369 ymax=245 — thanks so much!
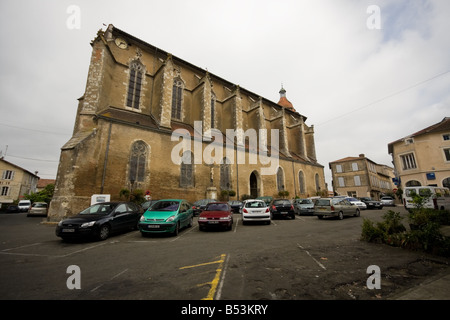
xmin=179 ymin=254 xmax=226 ymax=300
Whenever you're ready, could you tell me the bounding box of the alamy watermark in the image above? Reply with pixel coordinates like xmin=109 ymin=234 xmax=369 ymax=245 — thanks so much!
xmin=66 ymin=5 xmax=81 ymax=30
xmin=66 ymin=265 xmax=81 ymax=289
xmin=367 ymin=5 xmax=381 ymax=30
xmin=171 ymin=121 xmax=280 ymax=175
xmin=366 ymin=265 xmax=381 ymax=289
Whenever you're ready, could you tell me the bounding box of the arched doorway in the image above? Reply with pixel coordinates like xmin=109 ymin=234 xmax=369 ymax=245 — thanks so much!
xmin=250 ymin=171 xmax=259 ymax=198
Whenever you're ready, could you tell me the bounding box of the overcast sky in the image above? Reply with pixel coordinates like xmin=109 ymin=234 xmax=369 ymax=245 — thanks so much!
xmin=0 ymin=0 xmax=449 ymax=190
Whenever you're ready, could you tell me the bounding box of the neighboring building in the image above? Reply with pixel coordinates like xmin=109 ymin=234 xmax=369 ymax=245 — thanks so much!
xmin=0 ymin=157 xmax=39 ymax=207
xmin=329 ymin=154 xmax=395 ymax=199
xmin=48 ymin=24 xmax=326 ymax=220
xmin=388 ymin=117 xmax=450 ymax=189
xmin=36 ymin=179 xmax=55 ymax=192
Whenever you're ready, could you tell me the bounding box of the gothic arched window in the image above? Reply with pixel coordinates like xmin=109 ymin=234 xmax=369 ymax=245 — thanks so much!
xmin=127 ymin=61 xmax=144 ymax=109
xmin=180 ymin=151 xmax=194 ymax=188
xmin=129 ymin=141 xmax=148 ymax=183
xmin=277 ymin=167 xmax=284 ymax=191
xmin=211 ymin=93 xmax=216 ymax=128
xmin=298 ymin=171 xmax=305 ymax=194
xmin=172 ymin=78 xmax=183 ymax=120
xmin=315 ymin=173 xmax=320 ymax=192
xmin=220 ymin=157 xmax=231 ymax=190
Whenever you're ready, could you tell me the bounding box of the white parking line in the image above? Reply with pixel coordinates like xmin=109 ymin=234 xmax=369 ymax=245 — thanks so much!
xmin=91 ymin=268 xmax=129 ymax=292
xmin=297 ymin=243 xmax=326 ymax=270
xmin=1 ymin=242 xmax=42 ymax=252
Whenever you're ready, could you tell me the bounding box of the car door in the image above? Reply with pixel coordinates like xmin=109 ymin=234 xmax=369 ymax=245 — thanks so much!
xmin=112 ymin=203 xmax=129 ymax=231
xmin=341 ymin=199 xmax=354 ymax=216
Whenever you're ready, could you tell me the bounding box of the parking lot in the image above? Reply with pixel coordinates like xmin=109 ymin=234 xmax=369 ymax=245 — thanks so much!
xmin=1 ymin=207 xmax=450 ymax=301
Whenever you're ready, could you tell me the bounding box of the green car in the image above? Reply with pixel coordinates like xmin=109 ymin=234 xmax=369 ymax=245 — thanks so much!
xmin=138 ymin=199 xmax=194 ymax=236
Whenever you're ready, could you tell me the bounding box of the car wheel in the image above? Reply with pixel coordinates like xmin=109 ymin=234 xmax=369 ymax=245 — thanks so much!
xmin=354 ymin=209 xmax=360 ymax=217
xmin=173 ymin=222 xmax=180 ymax=236
xmin=188 ymin=217 xmax=193 ymax=228
xmin=98 ymin=225 xmax=110 ymax=240
xmin=338 ymin=211 xmax=344 ymax=220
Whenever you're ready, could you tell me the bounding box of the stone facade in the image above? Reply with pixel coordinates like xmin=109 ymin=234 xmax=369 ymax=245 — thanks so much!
xmin=388 ymin=117 xmax=450 ymax=189
xmin=0 ymin=158 xmax=39 ymax=206
xmin=329 ymin=154 xmax=395 ymax=199
xmin=48 ymin=24 xmax=326 ymax=220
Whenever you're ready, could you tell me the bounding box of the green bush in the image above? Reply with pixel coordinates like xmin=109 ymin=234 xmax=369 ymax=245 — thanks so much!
xmin=361 ymin=209 xmax=450 ymax=256
xmin=360 ymin=211 xmax=406 ymax=246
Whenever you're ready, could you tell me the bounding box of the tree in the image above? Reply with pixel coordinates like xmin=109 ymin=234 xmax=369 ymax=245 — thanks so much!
xmin=24 ymin=184 xmax=55 ymax=204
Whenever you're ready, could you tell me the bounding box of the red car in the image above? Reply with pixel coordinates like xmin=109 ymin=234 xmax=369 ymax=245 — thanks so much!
xmin=198 ymin=202 xmax=234 ymax=231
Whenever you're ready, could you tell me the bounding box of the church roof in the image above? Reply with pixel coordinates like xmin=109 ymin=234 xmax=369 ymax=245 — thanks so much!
xmin=107 ymin=24 xmax=306 ymax=121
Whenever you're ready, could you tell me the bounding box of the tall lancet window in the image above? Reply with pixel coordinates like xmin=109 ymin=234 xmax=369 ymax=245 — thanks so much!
xmin=129 ymin=141 xmax=148 ymax=183
xmin=220 ymin=157 xmax=231 ymax=190
xmin=277 ymin=167 xmax=285 ymax=191
xmin=127 ymin=61 xmax=144 ymax=109
xmin=172 ymin=78 xmax=183 ymax=120
xmin=211 ymin=94 xmax=216 ymax=128
xmin=180 ymin=151 xmax=194 ymax=188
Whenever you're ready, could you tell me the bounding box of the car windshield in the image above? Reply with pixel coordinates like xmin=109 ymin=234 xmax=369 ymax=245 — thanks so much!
xmin=347 ymin=197 xmax=358 ymax=201
xmin=316 ymin=199 xmax=330 ymax=206
xmin=80 ymin=203 xmax=116 ymax=215
xmin=194 ymin=199 xmax=213 ymax=206
xmin=273 ymin=200 xmax=291 ymax=206
xmin=245 ymin=201 xmax=265 ymax=208
xmin=300 ymin=199 xmax=313 ymax=204
xmin=33 ymin=203 xmax=47 ymax=208
xmin=150 ymin=201 xmax=180 ymax=211
xmin=205 ymin=203 xmax=229 ymax=211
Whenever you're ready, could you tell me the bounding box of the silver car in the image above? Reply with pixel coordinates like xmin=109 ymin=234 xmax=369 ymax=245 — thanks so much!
xmin=380 ymin=196 xmax=395 ymax=207
xmin=27 ymin=202 xmax=48 ymax=217
xmin=293 ymin=198 xmax=315 ymax=215
xmin=314 ymin=197 xmax=360 ymax=220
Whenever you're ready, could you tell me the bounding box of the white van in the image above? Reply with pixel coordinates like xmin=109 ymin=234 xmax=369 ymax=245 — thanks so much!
xmin=17 ymin=200 xmax=32 ymax=212
xmin=403 ymin=186 xmax=450 ymax=210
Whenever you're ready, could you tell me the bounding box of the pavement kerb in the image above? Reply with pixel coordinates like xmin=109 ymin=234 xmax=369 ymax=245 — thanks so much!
xmin=390 ymin=268 xmax=450 ymax=300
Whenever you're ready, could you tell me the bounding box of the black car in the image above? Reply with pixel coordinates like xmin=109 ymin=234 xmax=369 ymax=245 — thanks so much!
xmin=5 ymin=205 xmax=20 ymax=213
xmin=192 ymin=199 xmax=215 ymax=216
xmin=56 ymin=202 xmax=143 ymax=241
xmin=228 ymin=200 xmax=243 ymax=213
xmin=269 ymin=199 xmax=295 ymax=219
xmin=359 ymin=197 xmax=383 ymax=210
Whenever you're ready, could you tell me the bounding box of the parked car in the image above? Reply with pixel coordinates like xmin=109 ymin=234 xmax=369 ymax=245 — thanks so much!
xmin=141 ymin=199 xmax=159 ymax=211
xmin=192 ymin=199 xmax=215 ymax=216
xmin=17 ymin=200 xmax=31 ymax=212
xmin=5 ymin=205 xmax=20 ymax=213
xmin=56 ymin=202 xmax=143 ymax=241
xmin=198 ymin=202 xmax=233 ymax=231
xmin=314 ymin=197 xmax=360 ymax=220
xmin=27 ymin=202 xmax=48 ymax=217
xmin=345 ymin=197 xmax=367 ymax=210
xmin=293 ymin=198 xmax=315 ymax=215
xmin=139 ymin=199 xmax=193 ymax=236
xmin=270 ymin=199 xmax=295 ymax=219
xmin=381 ymin=196 xmax=395 ymax=207
xmin=242 ymin=199 xmax=271 ymax=225
xmin=256 ymin=196 xmax=273 ymax=206
xmin=228 ymin=200 xmax=243 ymax=213
xmin=359 ymin=197 xmax=383 ymax=210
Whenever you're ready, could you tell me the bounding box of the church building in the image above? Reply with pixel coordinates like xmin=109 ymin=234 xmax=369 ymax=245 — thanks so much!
xmin=48 ymin=24 xmax=326 ymax=220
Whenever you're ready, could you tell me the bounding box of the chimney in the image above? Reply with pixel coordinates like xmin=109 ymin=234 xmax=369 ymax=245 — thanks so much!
xmin=359 ymin=154 xmax=365 ymax=158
